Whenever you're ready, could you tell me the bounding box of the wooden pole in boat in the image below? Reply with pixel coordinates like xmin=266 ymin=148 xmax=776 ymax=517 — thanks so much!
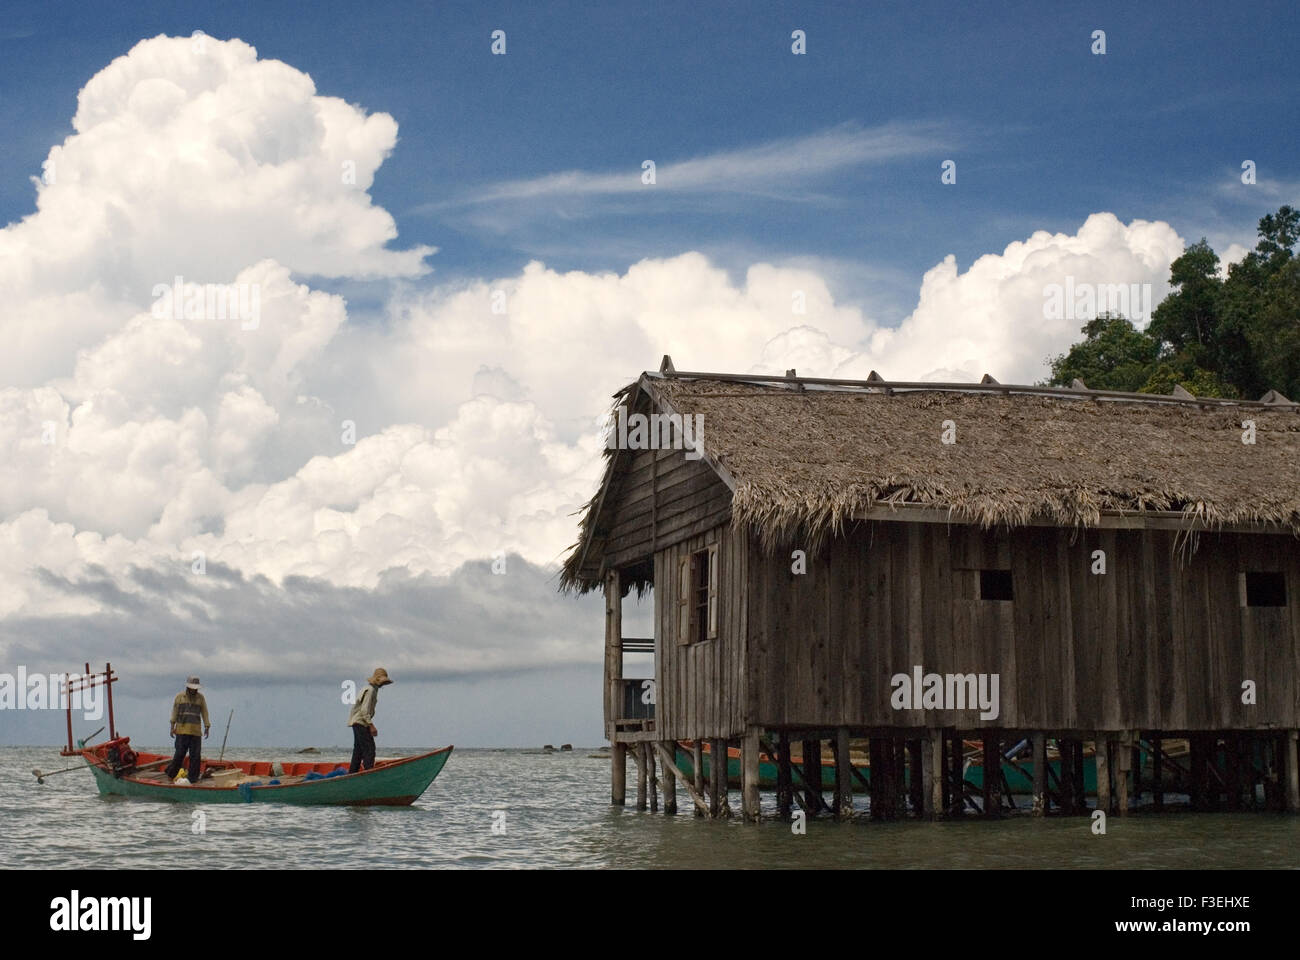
xmin=1031 ymin=733 xmax=1046 ymax=816
xmin=742 ymin=729 xmax=761 ymax=823
xmin=218 ymin=709 xmax=234 ymax=763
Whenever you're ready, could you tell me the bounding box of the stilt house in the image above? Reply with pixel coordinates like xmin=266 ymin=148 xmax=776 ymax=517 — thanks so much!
xmin=561 ymin=358 xmax=1300 ymax=821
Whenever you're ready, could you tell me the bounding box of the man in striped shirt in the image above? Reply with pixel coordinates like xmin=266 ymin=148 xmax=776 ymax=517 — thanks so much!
xmin=165 ymin=676 xmax=210 ymax=782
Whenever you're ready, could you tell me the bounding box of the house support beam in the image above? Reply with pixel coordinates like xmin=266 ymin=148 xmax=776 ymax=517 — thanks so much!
xmin=1285 ymin=731 xmax=1300 ymax=814
xmin=833 ymin=728 xmax=853 ymax=821
xmin=611 ymin=742 xmax=627 ymax=806
xmin=1031 ymin=733 xmax=1047 ymax=816
xmin=652 ymin=742 xmax=709 ymax=816
xmin=742 ymin=729 xmax=761 ymax=822
xmin=1095 ymin=737 xmax=1111 ymax=815
xmin=661 ymin=742 xmax=677 ymax=814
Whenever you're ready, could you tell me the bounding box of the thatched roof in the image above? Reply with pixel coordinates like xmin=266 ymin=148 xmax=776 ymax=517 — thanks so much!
xmin=560 ymin=368 xmax=1300 ymax=593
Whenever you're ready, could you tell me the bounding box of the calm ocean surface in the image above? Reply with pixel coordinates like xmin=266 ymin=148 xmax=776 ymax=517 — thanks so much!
xmin=3 ymin=745 xmax=1298 ymax=869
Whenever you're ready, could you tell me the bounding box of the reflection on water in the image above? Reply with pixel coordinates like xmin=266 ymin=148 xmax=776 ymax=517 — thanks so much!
xmin=3 ymin=746 xmax=1298 ymax=869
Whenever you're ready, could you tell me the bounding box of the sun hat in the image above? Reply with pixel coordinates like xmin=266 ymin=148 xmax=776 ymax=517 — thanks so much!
xmin=186 ymin=676 xmax=201 ymax=691
xmin=367 ymin=668 xmax=392 ymax=686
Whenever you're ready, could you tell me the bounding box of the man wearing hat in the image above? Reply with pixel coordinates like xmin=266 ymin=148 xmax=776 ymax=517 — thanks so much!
xmin=348 ymin=668 xmax=392 ymax=773
xmin=165 ymin=676 xmax=211 ymax=782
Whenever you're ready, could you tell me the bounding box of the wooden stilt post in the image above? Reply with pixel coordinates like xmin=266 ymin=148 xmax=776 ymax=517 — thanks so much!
xmin=648 ymin=741 xmax=659 ymax=812
xmin=1072 ymin=738 xmax=1087 ymax=812
xmin=925 ymin=731 xmax=942 ymax=819
xmin=742 ymin=729 xmax=761 ymax=823
xmin=946 ymin=733 xmax=956 ymax=806
xmin=801 ymin=738 xmax=821 ymax=817
xmin=693 ymin=740 xmax=705 ymax=817
xmin=1095 ymin=737 xmax=1111 ymax=815
xmin=604 ymin=569 xmax=623 ymax=805
xmin=1031 ymin=733 xmax=1047 ymax=817
xmin=661 ymin=741 xmax=676 ymax=814
xmin=612 ymin=741 xmax=627 ymax=806
xmin=1152 ymin=736 xmax=1163 ymax=812
xmin=1225 ymin=735 xmax=1242 ymax=811
xmin=949 ymin=732 xmax=964 ymax=816
xmin=1246 ymin=736 xmax=1260 ymax=811
xmin=907 ymin=739 xmax=923 ymax=816
xmin=636 ymin=742 xmax=648 ymax=811
xmin=982 ymin=734 xmax=1001 ymax=818
xmin=1286 ymin=731 xmax=1300 ymax=814
xmin=1190 ymin=735 xmax=1206 ymax=811
xmin=1131 ymin=737 xmax=1142 ymax=807
xmin=894 ymin=736 xmax=907 ymax=817
xmin=869 ymin=738 xmax=885 ymax=820
xmin=776 ymin=732 xmax=792 ymax=821
xmin=709 ymin=738 xmax=727 ymax=818
xmin=651 ymin=742 xmax=709 ymax=816
xmin=1115 ymin=733 xmax=1130 ymax=817
xmin=834 ymin=728 xmax=853 ymax=821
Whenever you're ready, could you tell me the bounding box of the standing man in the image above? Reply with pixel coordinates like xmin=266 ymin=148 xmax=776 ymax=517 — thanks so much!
xmin=348 ymin=667 xmax=392 ymax=773
xmin=165 ymin=675 xmax=210 ymax=782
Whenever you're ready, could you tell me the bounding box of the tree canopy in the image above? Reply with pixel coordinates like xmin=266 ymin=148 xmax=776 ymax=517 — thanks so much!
xmin=1045 ymin=205 xmax=1300 ymax=400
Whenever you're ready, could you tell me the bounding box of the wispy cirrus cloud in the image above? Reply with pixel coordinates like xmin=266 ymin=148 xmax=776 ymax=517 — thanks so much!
xmin=419 ymin=120 xmax=953 ymax=213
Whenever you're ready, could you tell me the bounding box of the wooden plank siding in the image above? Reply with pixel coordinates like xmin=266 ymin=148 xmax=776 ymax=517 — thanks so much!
xmin=601 ymin=443 xmax=732 ymax=571
xmin=652 ymin=525 xmax=748 ymax=740
xmin=743 ymin=520 xmax=1300 ymax=733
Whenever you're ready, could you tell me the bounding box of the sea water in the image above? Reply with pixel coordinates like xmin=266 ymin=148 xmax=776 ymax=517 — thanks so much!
xmin=3 ymin=746 xmax=1298 ymax=869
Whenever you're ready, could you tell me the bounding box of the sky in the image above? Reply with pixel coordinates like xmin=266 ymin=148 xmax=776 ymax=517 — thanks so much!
xmin=0 ymin=1 xmax=1295 ymax=746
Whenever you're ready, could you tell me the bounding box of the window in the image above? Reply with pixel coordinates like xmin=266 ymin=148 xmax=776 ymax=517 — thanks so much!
xmin=677 ymin=544 xmax=718 ymax=643
xmin=980 ymin=569 xmax=1014 ymax=601
xmin=1243 ymin=571 xmax=1287 ymax=607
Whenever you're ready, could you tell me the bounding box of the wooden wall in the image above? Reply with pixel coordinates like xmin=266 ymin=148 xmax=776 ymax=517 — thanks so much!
xmin=653 ymin=525 xmax=748 ymax=740
xmin=745 ymin=521 xmax=1300 ymax=732
xmin=598 ymin=443 xmax=732 ymax=573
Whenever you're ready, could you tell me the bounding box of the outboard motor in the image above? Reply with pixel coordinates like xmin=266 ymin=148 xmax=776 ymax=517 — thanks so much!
xmin=101 ymin=736 xmax=138 ymax=777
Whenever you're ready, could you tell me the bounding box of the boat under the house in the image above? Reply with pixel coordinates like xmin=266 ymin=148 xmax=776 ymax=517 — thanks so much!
xmin=52 ymin=664 xmax=453 ymax=806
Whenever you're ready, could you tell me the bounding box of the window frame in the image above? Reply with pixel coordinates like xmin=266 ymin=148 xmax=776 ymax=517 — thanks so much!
xmin=677 ymin=544 xmax=719 ymax=644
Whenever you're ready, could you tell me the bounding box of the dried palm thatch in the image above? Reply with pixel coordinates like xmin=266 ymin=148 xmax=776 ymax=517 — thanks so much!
xmin=560 ymin=374 xmax=1300 ymax=592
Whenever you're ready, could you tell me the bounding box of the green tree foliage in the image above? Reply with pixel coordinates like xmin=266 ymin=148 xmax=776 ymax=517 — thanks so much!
xmin=1046 ymin=206 xmax=1300 ymax=400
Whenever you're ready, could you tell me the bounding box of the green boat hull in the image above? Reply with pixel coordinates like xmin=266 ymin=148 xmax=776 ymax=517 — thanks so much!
xmin=87 ymin=747 xmax=453 ymax=806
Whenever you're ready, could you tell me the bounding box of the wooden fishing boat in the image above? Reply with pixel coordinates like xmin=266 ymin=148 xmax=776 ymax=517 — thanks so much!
xmin=81 ymin=739 xmax=453 ymax=806
xmin=53 ymin=664 xmax=452 ymax=806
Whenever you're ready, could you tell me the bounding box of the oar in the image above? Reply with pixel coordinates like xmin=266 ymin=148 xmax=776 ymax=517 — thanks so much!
xmin=32 ymin=754 xmax=167 ymax=780
xmin=32 ymin=763 xmax=92 ymax=784
xmin=218 ymin=709 xmax=234 ymax=762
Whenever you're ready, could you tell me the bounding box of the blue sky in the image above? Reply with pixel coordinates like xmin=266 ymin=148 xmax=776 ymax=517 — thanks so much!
xmin=0 ymin=3 xmax=1295 ymax=746
xmin=3 ymin=0 xmax=1295 ymax=322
